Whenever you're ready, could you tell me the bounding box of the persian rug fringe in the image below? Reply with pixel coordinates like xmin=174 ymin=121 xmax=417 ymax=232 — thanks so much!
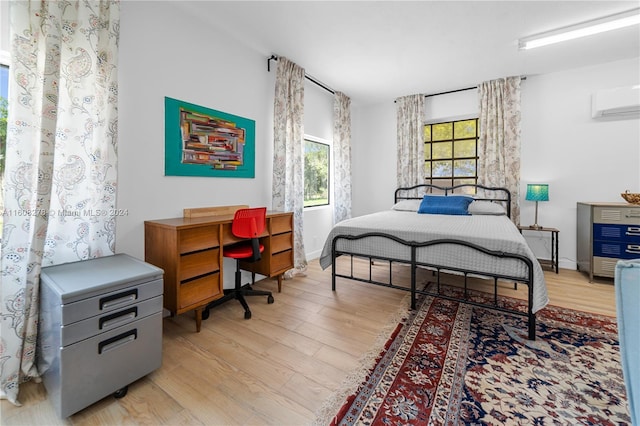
xmin=311 ymin=293 xmax=413 ymax=426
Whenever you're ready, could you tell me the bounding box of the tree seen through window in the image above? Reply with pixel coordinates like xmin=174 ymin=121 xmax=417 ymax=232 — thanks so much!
xmin=1 ymin=63 xmax=8 ymax=233
xmin=304 ymin=138 xmax=330 ymax=207
xmin=424 ymin=118 xmax=478 ymax=190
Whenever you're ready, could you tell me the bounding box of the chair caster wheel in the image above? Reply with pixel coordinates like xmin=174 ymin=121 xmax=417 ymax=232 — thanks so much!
xmin=201 ymin=308 xmax=210 ymax=320
xmin=114 ymin=386 xmax=128 ymax=399
xmin=244 ymin=311 xmax=252 ymax=319
xmin=267 ymin=295 xmax=274 ymax=304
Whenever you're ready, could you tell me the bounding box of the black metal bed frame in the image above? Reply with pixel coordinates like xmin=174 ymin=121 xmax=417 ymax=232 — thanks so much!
xmin=330 ymin=183 xmax=538 ymax=340
xmin=393 ymin=183 xmax=512 ymax=217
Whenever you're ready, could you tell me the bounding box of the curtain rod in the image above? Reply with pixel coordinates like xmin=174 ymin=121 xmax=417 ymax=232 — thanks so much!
xmin=425 ymin=86 xmax=476 ymax=98
xmin=424 ymin=76 xmax=527 ymax=98
xmin=267 ymin=55 xmax=335 ymax=95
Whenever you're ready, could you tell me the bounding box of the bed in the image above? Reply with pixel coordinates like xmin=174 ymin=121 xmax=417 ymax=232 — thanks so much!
xmin=319 ymin=184 xmax=548 ymax=340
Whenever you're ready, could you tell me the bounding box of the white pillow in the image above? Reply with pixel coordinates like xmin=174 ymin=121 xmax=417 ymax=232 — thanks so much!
xmin=391 ymin=199 xmax=422 ymax=212
xmin=468 ymin=200 xmax=507 ymax=215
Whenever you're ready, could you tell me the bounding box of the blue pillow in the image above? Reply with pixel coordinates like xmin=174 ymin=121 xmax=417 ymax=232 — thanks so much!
xmin=417 ymin=195 xmax=474 ymax=215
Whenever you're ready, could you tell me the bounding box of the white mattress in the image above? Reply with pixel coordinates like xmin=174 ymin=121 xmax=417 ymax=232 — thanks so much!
xmin=319 ymin=210 xmax=549 ymax=313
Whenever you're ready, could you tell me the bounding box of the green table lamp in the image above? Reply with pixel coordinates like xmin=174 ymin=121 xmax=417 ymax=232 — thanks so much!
xmin=525 ymin=183 xmax=549 ymax=229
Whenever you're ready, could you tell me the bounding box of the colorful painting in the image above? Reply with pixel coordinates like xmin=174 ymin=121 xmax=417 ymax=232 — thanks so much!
xmin=164 ymin=97 xmax=255 ymax=178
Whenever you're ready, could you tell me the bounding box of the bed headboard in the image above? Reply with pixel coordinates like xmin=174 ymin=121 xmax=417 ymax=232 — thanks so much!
xmin=394 ymin=183 xmax=512 ymax=218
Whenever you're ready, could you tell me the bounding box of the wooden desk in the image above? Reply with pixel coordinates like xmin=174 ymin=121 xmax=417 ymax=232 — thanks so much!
xmin=144 ymin=209 xmax=293 ymax=332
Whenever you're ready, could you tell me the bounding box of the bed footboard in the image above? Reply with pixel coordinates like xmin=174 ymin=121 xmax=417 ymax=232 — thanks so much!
xmin=331 ymin=232 xmax=537 ymax=340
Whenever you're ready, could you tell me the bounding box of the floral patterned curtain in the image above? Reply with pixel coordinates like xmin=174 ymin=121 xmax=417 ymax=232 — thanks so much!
xmin=396 ymin=94 xmax=425 ymax=196
xmin=333 ymin=91 xmax=351 ymax=224
xmin=477 ymin=76 xmax=522 ymax=224
xmin=1 ymin=0 xmax=119 ymax=405
xmin=272 ymin=56 xmax=307 ymax=275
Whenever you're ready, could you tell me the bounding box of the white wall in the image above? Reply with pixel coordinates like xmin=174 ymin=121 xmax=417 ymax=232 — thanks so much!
xmin=0 ymin=1 xmax=9 ymax=54
xmin=425 ymin=89 xmax=478 ymax=124
xmin=116 ymin=2 xmax=338 ymax=273
xmin=521 ymin=57 xmax=639 ymax=269
xmin=351 ymin=58 xmax=640 ymax=271
xmin=351 ymin=101 xmax=397 ymax=217
xmin=116 ymin=2 xmax=274 ymax=287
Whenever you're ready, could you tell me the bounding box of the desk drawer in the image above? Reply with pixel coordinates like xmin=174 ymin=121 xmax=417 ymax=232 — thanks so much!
xmin=61 ymin=295 xmax=163 ymax=346
xmin=271 ymin=250 xmax=293 ymax=274
xmin=179 ymin=272 xmax=221 ymax=309
xmin=179 ymin=226 xmax=219 ymax=253
xmin=222 ymin=224 xmax=242 ymax=245
xmin=271 ymin=215 xmax=293 ymax=235
xmin=61 ymin=278 xmax=163 ymax=326
xmin=271 ymin=232 xmax=292 ymax=254
xmin=179 ymin=248 xmax=219 ymax=281
xmin=56 ymin=312 xmax=162 ymax=418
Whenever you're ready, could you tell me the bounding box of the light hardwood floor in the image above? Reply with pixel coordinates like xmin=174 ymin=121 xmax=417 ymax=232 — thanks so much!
xmin=1 ymin=258 xmax=617 ymax=425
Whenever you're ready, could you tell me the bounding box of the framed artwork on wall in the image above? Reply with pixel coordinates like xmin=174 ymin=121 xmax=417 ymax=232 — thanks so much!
xmin=164 ymin=97 xmax=255 ymax=178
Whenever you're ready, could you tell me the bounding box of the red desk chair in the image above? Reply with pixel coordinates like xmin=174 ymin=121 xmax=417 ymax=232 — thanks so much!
xmin=204 ymin=207 xmax=274 ymax=320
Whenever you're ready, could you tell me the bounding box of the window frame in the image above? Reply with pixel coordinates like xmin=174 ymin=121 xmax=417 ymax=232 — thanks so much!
xmin=303 ymin=134 xmax=332 ymax=209
xmin=0 ymin=63 xmax=8 ymax=98
xmin=424 ymin=118 xmax=479 ymax=190
xmin=0 ymin=50 xmax=8 ymax=236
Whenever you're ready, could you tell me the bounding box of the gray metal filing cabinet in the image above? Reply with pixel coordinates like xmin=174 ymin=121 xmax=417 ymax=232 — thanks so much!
xmin=37 ymin=253 xmax=164 ymax=418
xmin=577 ymin=202 xmax=640 ymax=281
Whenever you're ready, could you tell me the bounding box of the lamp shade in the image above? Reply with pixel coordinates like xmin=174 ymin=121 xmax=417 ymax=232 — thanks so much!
xmin=526 ymin=184 xmax=549 ymax=202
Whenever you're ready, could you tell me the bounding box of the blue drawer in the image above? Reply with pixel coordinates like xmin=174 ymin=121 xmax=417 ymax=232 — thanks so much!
xmin=594 ymin=241 xmax=640 ymax=259
xmin=594 ymin=224 xmax=640 ymax=244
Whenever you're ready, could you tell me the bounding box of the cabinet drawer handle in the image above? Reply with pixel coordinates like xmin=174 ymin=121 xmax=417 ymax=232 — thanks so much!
xmin=626 ymin=214 xmax=640 ymax=218
xmin=626 ymin=245 xmax=640 ymax=254
xmin=626 ymin=227 xmax=640 ymax=236
xmin=626 ymin=232 xmax=640 ymax=237
xmin=99 ymin=307 xmax=138 ymax=330
xmin=98 ymin=329 xmax=137 ymax=354
xmin=100 ymin=289 xmax=138 ymax=310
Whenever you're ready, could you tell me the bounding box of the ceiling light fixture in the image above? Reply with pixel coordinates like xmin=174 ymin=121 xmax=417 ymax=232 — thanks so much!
xmin=519 ymin=8 xmax=640 ymax=50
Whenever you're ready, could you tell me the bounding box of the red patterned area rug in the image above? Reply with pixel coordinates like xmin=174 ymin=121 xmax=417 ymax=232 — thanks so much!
xmin=314 ymin=285 xmax=631 ymax=425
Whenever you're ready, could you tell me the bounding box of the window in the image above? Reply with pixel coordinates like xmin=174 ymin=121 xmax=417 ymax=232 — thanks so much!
xmin=424 ymin=118 xmax=478 ymax=189
xmin=303 ymin=137 xmax=330 ymax=208
xmin=1 ymin=63 xmax=8 ymax=235
xmin=0 ymin=64 xmax=7 ymax=98
xmin=1 ymin=64 xmax=7 ymax=180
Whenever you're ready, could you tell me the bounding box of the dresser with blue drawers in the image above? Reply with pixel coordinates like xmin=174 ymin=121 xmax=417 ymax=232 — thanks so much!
xmin=577 ymin=202 xmax=640 ymax=281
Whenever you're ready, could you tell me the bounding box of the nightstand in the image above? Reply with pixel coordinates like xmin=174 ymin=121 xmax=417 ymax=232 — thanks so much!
xmin=518 ymin=225 xmax=559 ymax=273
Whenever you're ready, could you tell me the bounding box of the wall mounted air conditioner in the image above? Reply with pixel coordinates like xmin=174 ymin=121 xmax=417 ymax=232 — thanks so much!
xmin=591 ymin=85 xmax=640 ymax=119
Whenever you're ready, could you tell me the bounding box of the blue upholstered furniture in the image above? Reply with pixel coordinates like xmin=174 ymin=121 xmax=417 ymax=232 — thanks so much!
xmin=615 ymin=258 xmax=640 ymax=425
